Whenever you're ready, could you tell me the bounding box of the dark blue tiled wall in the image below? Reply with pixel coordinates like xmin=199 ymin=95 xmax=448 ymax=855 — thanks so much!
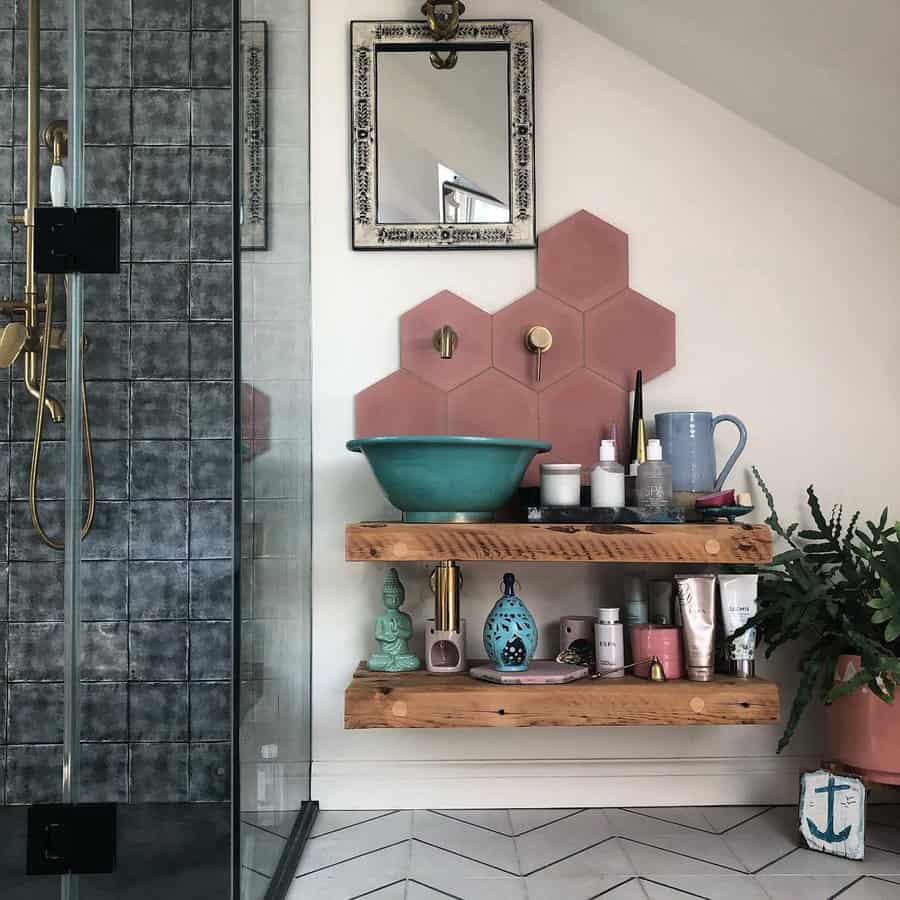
xmin=0 ymin=0 xmax=233 ymax=804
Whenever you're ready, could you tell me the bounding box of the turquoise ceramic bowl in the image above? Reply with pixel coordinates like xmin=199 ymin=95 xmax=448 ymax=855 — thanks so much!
xmin=347 ymin=436 xmax=551 ymax=523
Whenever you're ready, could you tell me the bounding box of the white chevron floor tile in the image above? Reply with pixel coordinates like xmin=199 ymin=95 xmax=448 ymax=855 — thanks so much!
xmin=407 ymin=881 xmax=462 ymax=898
xmin=288 ymin=843 xmax=411 ymax=900
xmin=509 ymin=809 xmax=582 ymax=836
xmin=298 ymin=810 xmax=413 ymax=876
xmin=524 ymin=838 xmax=635 ymax=900
xmin=413 ymin=810 xmax=519 ymax=874
xmin=241 ymin=810 xmax=299 ymax=838
xmin=515 ymin=809 xmax=612 ymax=875
xmin=361 ymin=881 xmax=409 ymax=899
xmin=409 ymin=840 xmax=527 ymax=900
xmin=619 ymin=839 xmax=745 ymax=877
xmin=607 ymin=810 xmax=747 ymax=872
xmin=719 ymin=807 xmax=801 ymax=873
xmin=700 ymin=807 xmax=771 ymax=833
xmin=310 ymin=810 xmax=396 ymax=838
xmin=241 ymin=821 xmax=288 ymax=877
xmin=433 ymin=810 xmax=514 ymax=835
xmin=239 ymin=866 xmax=271 ymax=900
xmin=623 ymin=808 xmax=720 ymax=833
xmin=837 ymin=877 xmax=900 ymax=899
xmin=760 ymin=846 xmax=900 ymax=878
xmin=640 ymin=875 xmax=769 ymax=899
xmin=755 ymin=875 xmax=857 ymax=899
xmin=602 ymin=880 xmax=649 ymax=899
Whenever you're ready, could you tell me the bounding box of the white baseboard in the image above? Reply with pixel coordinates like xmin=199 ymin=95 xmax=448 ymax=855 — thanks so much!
xmin=312 ymin=756 xmax=820 ymax=810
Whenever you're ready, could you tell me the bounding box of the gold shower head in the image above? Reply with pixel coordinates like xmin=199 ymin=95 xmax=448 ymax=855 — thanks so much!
xmin=0 ymin=322 xmax=28 ymax=368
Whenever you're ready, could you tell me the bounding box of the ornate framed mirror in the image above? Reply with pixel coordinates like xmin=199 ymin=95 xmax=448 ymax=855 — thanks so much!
xmin=350 ymin=17 xmax=536 ymax=251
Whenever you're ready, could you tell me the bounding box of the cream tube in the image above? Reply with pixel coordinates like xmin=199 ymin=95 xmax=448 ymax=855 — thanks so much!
xmin=675 ymin=575 xmax=717 ymax=682
xmin=718 ymin=574 xmax=758 ymax=679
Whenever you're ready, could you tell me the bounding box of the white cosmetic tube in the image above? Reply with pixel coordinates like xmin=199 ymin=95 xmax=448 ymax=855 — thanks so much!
xmin=718 ymin=574 xmax=759 ymax=679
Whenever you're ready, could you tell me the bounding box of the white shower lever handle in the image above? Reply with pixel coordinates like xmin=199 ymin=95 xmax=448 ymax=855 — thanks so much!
xmin=50 ymin=164 xmax=66 ymax=208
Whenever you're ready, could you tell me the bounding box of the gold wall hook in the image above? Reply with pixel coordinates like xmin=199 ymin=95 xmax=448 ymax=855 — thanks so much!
xmin=525 ymin=325 xmax=553 ymax=383
xmin=42 ymin=119 xmax=68 ymax=164
xmin=429 ymin=49 xmax=459 ymax=71
xmin=0 ymin=323 xmax=28 ymax=368
xmin=422 ymin=0 xmax=465 ymax=41
xmin=433 ymin=324 xmax=459 ymax=359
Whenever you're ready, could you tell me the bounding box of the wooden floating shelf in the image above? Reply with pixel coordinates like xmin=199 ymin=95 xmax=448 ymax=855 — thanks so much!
xmin=345 ymin=664 xmax=780 ymax=729
xmin=346 ymin=522 xmax=772 ymax=565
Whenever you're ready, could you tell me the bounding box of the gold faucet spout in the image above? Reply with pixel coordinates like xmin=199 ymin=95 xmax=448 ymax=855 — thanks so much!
xmin=433 ymin=325 xmax=459 ymax=360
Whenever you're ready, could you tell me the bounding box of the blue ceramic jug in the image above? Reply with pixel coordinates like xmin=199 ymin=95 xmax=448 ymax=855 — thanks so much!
xmin=655 ymin=411 xmax=748 ymax=494
xmin=483 ymin=574 xmax=538 ymax=672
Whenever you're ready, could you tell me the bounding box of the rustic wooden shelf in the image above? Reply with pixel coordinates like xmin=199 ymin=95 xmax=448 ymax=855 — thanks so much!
xmin=345 ymin=664 xmax=780 ymax=729
xmin=346 ymin=522 xmax=772 ymax=565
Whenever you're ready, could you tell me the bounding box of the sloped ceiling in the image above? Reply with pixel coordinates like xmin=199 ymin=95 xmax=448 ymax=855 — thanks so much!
xmin=543 ymin=0 xmax=900 ymax=205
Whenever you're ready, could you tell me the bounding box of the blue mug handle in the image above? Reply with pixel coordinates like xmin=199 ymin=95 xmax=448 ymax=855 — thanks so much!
xmin=712 ymin=415 xmax=748 ymax=491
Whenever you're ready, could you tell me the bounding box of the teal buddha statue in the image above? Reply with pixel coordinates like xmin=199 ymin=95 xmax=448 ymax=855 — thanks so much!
xmin=367 ymin=568 xmax=421 ymax=673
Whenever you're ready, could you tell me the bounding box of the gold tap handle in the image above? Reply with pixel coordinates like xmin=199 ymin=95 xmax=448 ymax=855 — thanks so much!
xmin=525 ymin=326 xmax=553 ymax=384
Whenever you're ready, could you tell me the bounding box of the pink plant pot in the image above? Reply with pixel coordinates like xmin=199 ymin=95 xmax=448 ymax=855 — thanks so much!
xmin=630 ymin=625 xmax=684 ymax=680
xmin=825 ymin=654 xmax=900 ymax=785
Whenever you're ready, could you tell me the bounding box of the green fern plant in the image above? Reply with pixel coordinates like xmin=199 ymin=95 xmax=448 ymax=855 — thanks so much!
xmin=740 ymin=468 xmax=900 ymax=752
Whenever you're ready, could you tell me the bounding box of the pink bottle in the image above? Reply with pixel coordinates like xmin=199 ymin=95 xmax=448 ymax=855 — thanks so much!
xmin=630 ymin=625 xmax=684 ymax=680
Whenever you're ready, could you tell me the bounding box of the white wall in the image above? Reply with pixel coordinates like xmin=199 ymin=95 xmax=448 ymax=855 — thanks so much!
xmin=310 ymin=0 xmax=900 ymax=808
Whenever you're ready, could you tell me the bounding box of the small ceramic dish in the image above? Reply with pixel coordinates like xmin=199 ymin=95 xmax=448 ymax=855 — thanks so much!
xmin=698 ymin=505 xmax=754 ymax=524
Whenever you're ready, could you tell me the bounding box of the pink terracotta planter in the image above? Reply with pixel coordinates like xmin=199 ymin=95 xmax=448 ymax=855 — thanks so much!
xmin=825 ymin=654 xmax=900 ymax=785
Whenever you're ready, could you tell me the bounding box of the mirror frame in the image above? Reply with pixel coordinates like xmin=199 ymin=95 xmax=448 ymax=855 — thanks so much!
xmin=350 ymin=19 xmax=536 ymax=251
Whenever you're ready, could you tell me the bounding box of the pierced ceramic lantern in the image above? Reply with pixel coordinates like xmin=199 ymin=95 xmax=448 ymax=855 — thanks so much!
xmin=483 ymin=573 xmax=538 ymax=672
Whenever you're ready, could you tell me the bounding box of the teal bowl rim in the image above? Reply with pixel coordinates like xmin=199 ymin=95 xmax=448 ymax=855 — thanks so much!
xmin=347 ymin=436 xmax=552 ymax=453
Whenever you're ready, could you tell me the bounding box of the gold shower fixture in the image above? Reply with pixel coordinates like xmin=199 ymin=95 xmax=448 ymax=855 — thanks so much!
xmin=0 ymin=0 xmax=97 ymax=548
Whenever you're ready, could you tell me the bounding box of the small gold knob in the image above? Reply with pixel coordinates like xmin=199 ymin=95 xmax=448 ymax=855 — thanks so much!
xmin=525 ymin=325 xmax=553 ymax=383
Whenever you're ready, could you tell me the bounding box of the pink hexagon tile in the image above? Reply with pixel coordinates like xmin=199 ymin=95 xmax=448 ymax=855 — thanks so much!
xmin=448 ymin=369 xmax=539 ymax=442
xmin=493 ymin=289 xmax=584 ymax=391
xmin=585 ymin=288 xmax=676 ymax=389
xmin=355 ymin=370 xmax=447 ymax=438
xmin=538 ymin=369 xmax=629 ymax=478
xmin=538 ymin=210 xmax=629 ymax=311
xmin=400 ymin=290 xmax=492 ymax=392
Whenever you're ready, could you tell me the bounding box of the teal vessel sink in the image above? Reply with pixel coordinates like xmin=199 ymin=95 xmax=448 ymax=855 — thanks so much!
xmin=347 ymin=436 xmax=551 ymax=523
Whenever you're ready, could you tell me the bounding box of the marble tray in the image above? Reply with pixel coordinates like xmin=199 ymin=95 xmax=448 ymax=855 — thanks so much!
xmin=468 ymin=660 xmax=590 ymax=684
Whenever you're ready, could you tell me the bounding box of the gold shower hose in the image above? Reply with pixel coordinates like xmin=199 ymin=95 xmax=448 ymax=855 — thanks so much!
xmin=30 ymin=272 xmax=96 ymax=549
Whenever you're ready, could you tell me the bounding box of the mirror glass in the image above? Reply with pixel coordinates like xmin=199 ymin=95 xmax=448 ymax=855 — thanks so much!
xmin=376 ymin=49 xmax=511 ymax=225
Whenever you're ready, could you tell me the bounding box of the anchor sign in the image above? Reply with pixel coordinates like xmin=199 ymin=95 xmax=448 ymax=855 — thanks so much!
xmin=806 ymin=775 xmax=852 ymax=843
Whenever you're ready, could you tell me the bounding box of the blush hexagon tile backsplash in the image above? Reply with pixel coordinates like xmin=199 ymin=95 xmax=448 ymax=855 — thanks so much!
xmin=354 ymin=209 xmax=677 ymax=494
xmin=493 ymin=289 xmax=584 ymax=391
xmin=585 ymin=289 xmax=676 ymax=389
xmin=400 ymin=290 xmax=492 ymax=392
xmin=538 ymin=210 xmax=629 ymax=312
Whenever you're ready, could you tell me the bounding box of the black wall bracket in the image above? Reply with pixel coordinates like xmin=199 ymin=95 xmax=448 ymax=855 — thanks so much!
xmin=34 ymin=208 xmax=121 ymax=275
xmin=27 ymin=804 xmax=117 ymax=876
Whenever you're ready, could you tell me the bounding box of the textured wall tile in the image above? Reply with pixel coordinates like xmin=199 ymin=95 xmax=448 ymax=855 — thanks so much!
xmin=189 ymin=682 xmax=230 ymax=741
xmin=131 ymin=322 xmax=190 ymax=379
xmin=192 ymin=0 xmax=231 ymax=29
xmin=87 ymin=381 xmax=131 ymax=440
xmin=129 ymin=682 xmax=188 ymax=741
xmin=85 ymin=0 xmax=132 ymax=29
xmin=192 ymin=31 xmax=231 ymax=87
xmin=130 ymin=742 xmax=188 ymax=802
xmin=13 ymin=88 xmax=68 ymax=145
xmin=5 ymin=744 xmax=62 ymax=804
xmin=80 ymin=743 xmax=129 ymax=803
xmin=7 ymin=622 xmax=63 ymax=681
xmin=191 ymin=89 xmax=231 ymax=146
xmin=85 ymin=322 xmax=131 ymax=379
xmin=133 ymin=147 xmax=190 ymax=204
xmin=0 ymin=147 xmax=11 ymax=202
xmin=133 ymin=0 xmax=190 ymax=29
xmin=190 ymin=559 xmax=233 ymax=620
xmin=191 ymin=148 xmax=231 ymax=204
xmin=131 ymin=441 xmax=189 ymax=499
xmin=190 ymin=323 xmax=232 ymax=380
xmin=190 ymin=382 xmax=231 ymax=439
xmin=82 ymin=622 xmax=129 ymax=681
xmin=132 ymin=206 xmax=190 ymax=262
xmin=189 ymin=620 xmax=231 ymax=680
xmin=189 ymin=500 xmax=232 ymax=559
xmin=129 ymin=621 xmax=188 ymax=681
xmin=129 ymin=560 xmax=189 ymax=619
xmin=0 ymin=90 xmax=11 ymax=147
xmin=131 ymin=381 xmax=189 ymax=439
xmin=131 ymin=262 xmax=190 ymax=321
xmin=91 ymin=441 xmax=130 ymax=501
xmin=83 ymin=502 xmax=130 ymax=561
xmin=132 ymin=89 xmax=189 ymax=145
xmin=14 ymin=30 xmax=66 ymax=87
xmin=15 ymin=0 xmax=66 ymax=27
xmin=85 ymin=31 xmax=132 ymax=88
xmin=86 ymin=88 xmax=133 ymax=144
xmin=191 ymin=205 xmax=232 ymax=262
xmin=0 ymin=31 xmax=10 ymax=88
xmin=189 ymin=742 xmax=229 ymax=802
xmin=130 ymin=500 xmax=189 ymax=560
xmin=189 ymin=440 xmax=232 ymax=499
xmin=355 ymin=371 xmax=447 ymax=439
xmin=7 ymin=683 xmax=63 ymax=743
xmin=82 ymin=682 xmax=128 ymax=742
xmin=9 ymin=500 xmax=63 ymax=562
xmin=82 ymin=561 xmax=129 ymax=621
xmin=9 ymin=562 xmax=64 ymax=621
xmin=85 ymin=267 xmax=131 ymax=322
xmin=190 ymin=263 xmax=232 ymax=320
xmin=133 ymin=31 xmax=190 ymax=87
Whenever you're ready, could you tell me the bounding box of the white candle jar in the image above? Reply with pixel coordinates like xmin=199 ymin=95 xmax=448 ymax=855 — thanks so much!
xmin=540 ymin=464 xmax=582 ymax=507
